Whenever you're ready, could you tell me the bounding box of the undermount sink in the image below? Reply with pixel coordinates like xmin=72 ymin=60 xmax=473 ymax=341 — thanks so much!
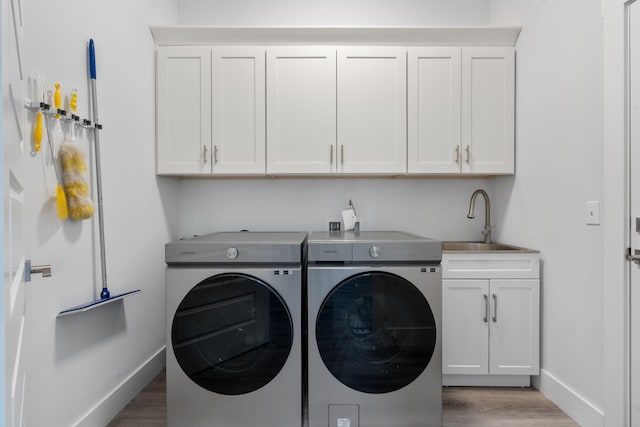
xmin=442 ymin=241 xmax=537 ymax=253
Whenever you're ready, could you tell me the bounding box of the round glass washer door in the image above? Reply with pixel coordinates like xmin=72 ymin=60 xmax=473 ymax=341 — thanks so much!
xmin=172 ymin=273 xmax=293 ymax=395
xmin=316 ymin=271 xmax=437 ymax=394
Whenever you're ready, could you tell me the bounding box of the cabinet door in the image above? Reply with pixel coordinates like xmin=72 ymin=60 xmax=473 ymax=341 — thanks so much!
xmin=337 ymin=47 xmax=406 ymax=174
xmin=461 ymin=47 xmax=515 ymax=175
xmin=489 ymin=279 xmax=540 ymax=375
xmin=211 ymin=47 xmax=265 ymax=174
xmin=157 ymin=46 xmax=212 ymax=174
xmin=442 ymin=279 xmax=490 ymax=375
xmin=408 ymin=47 xmax=461 ymax=174
xmin=266 ymin=47 xmax=336 ymax=174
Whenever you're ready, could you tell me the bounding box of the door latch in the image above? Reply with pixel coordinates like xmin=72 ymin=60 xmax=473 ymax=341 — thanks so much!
xmin=24 ymin=259 xmax=52 ymax=282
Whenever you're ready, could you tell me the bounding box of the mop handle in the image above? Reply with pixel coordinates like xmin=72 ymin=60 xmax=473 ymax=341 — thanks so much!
xmin=89 ymin=39 xmax=109 ymax=298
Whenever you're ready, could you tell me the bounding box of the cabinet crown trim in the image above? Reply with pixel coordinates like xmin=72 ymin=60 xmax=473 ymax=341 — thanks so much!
xmin=150 ymin=25 xmax=521 ymax=46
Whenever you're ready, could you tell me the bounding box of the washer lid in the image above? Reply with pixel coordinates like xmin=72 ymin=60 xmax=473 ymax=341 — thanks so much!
xmin=165 ymin=231 xmax=307 ymax=264
xmin=308 ymin=230 xmax=441 ymax=263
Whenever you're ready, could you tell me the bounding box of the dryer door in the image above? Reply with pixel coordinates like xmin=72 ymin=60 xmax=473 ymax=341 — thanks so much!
xmin=172 ymin=273 xmax=293 ymax=395
xmin=316 ymin=271 xmax=436 ymax=394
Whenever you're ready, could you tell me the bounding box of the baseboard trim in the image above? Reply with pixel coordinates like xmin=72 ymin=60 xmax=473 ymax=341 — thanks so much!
xmin=443 ymin=374 xmax=530 ymax=387
xmin=73 ymin=346 xmax=166 ymax=427
xmin=534 ymin=369 xmax=604 ymax=427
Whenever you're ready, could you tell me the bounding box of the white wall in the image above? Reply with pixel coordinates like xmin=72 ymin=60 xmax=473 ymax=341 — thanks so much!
xmin=489 ymin=1 xmax=605 ymax=425
xmin=177 ymin=0 xmax=490 ymax=26
xmin=178 ymin=178 xmax=492 ymax=240
xmin=20 ymin=1 xmax=179 ymax=425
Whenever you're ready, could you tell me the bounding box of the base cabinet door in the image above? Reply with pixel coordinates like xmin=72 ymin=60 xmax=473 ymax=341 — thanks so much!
xmin=442 ymin=279 xmax=490 ymax=375
xmin=443 ymin=278 xmax=539 ymax=376
xmin=489 ymin=279 xmax=540 ymax=375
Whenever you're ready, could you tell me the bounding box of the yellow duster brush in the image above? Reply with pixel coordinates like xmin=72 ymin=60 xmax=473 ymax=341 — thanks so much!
xmin=59 ymin=142 xmax=94 ymax=220
xmin=59 ymin=89 xmax=94 ymax=221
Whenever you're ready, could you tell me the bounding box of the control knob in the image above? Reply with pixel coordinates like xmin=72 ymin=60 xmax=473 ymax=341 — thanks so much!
xmin=226 ymin=247 xmax=239 ymax=259
xmin=369 ymin=246 xmax=381 ymax=258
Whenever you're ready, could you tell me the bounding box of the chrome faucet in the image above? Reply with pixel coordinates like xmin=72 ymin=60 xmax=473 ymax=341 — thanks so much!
xmin=467 ymin=189 xmax=493 ymax=243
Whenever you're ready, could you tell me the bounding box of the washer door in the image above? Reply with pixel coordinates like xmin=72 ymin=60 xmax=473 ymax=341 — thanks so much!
xmin=316 ymin=271 xmax=436 ymax=394
xmin=172 ymin=273 xmax=293 ymax=395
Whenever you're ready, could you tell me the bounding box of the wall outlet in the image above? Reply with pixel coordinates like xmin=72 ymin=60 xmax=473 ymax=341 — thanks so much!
xmin=585 ymin=201 xmax=600 ymax=225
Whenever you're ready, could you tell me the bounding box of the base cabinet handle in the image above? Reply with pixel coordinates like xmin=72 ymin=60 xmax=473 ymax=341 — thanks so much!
xmin=483 ymin=294 xmax=488 ymax=323
xmin=492 ymin=293 xmax=498 ymax=322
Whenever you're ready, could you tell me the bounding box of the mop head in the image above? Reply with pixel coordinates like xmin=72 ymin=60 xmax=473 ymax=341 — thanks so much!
xmin=59 ymin=141 xmax=95 ymax=220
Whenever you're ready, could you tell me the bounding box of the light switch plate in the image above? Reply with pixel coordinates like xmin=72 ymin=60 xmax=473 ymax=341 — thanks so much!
xmin=586 ymin=201 xmax=600 ymax=225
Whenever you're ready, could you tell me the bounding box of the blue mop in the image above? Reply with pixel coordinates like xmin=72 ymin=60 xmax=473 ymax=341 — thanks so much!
xmin=58 ymin=39 xmax=140 ymax=317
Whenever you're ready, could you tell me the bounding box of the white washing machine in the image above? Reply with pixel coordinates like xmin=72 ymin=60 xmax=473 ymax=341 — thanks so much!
xmin=165 ymin=231 xmax=306 ymax=427
xmin=307 ymin=231 xmax=442 ymax=427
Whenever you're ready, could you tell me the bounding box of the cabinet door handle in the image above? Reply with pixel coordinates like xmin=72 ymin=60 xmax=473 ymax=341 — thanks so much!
xmin=203 ymin=145 xmax=208 ymax=164
xmin=492 ymin=293 xmax=498 ymax=323
xmin=330 ymin=145 xmax=334 ymax=164
xmin=214 ymin=145 xmax=218 ymax=164
xmin=341 ymin=144 xmax=344 ymax=165
xmin=483 ymin=294 xmax=489 ymax=323
xmin=455 ymin=146 xmax=460 ymax=164
xmin=465 ymin=145 xmax=470 ymax=163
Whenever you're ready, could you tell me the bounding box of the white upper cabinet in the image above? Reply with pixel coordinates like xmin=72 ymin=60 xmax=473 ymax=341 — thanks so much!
xmin=408 ymin=47 xmax=462 ymax=174
xmin=157 ymin=46 xmax=212 ymax=174
xmin=461 ymin=47 xmax=515 ymax=174
xmin=408 ymin=46 xmax=515 ymax=175
xmin=156 ymin=46 xmax=266 ymax=175
xmin=337 ymin=47 xmax=407 ymax=174
xmin=211 ymin=47 xmax=266 ymax=174
xmin=153 ymin=27 xmax=520 ymax=177
xmin=266 ymin=47 xmax=337 ymax=174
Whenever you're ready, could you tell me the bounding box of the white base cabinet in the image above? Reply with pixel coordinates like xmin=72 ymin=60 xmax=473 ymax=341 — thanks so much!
xmin=442 ymin=251 xmax=540 ymax=386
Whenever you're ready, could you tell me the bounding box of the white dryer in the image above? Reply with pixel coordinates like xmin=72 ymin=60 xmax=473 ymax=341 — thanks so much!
xmin=306 ymin=231 xmax=442 ymax=427
xmin=165 ymin=231 xmax=306 ymax=427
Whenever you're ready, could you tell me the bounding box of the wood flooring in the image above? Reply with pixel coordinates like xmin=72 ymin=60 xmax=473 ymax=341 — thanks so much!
xmin=108 ymin=370 xmax=578 ymax=427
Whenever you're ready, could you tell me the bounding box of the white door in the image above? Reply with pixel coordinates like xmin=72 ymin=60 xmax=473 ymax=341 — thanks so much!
xmin=461 ymin=47 xmax=515 ymax=175
xmin=629 ymin=1 xmax=640 ymax=422
xmin=337 ymin=47 xmax=406 ymax=174
xmin=211 ymin=47 xmax=265 ymax=174
xmin=442 ymin=279 xmax=489 ymax=375
xmin=407 ymin=47 xmax=462 ymax=174
xmin=2 ymin=0 xmax=27 ymax=424
xmin=156 ymin=46 xmax=212 ymax=175
xmin=266 ymin=47 xmax=336 ymax=174
xmin=488 ymin=279 xmax=539 ymax=375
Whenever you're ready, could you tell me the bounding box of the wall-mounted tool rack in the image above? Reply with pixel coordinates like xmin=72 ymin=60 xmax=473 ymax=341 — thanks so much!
xmin=25 ymin=99 xmax=103 ymax=131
